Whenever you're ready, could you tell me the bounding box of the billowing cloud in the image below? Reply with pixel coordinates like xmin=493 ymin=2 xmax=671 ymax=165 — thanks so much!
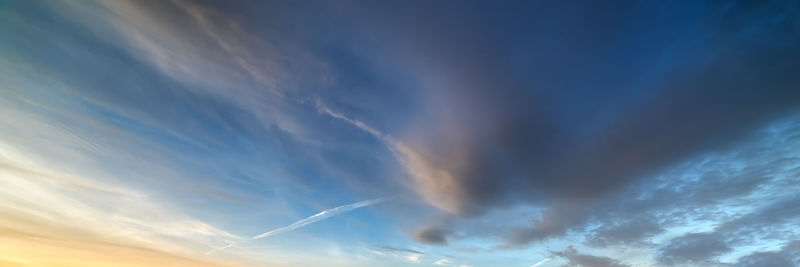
xmin=320 ymin=0 xmax=800 ymax=248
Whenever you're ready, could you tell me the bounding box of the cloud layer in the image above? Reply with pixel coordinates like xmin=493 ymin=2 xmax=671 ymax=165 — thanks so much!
xmin=2 ymin=0 xmax=799 ymax=266
xmin=330 ymin=0 xmax=800 ymax=249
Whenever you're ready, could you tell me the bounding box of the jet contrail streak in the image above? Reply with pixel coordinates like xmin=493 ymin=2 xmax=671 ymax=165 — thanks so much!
xmin=207 ymin=198 xmax=388 ymax=254
xmin=531 ymin=258 xmax=551 ymax=267
xmin=253 ymin=197 xmax=387 ymax=239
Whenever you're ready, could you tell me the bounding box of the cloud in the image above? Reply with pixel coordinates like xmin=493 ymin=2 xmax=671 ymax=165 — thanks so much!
xmin=586 ymin=218 xmax=663 ymax=247
xmin=656 ymin=195 xmax=800 ymax=265
xmin=505 ymin=202 xmax=589 ymax=247
xmin=318 ymin=102 xmax=470 ymax=215
xmin=316 ymin=102 xmax=385 ymax=138
xmin=551 ymin=246 xmax=629 ymax=267
xmin=0 ymin=224 xmax=225 ymax=267
xmin=514 ymin=115 xmax=800 ymax=250
xmin=47 ymin=0 xmax=332 ymax=143
xmin=434 ymin=258 xmax=454 ymax=265
xmin=379 ymin=245 xmax=423 ymax=254
xmin=657 ymin=232 xmax=730 ymax=265
xmin=414 ymin=226 xmax=449 ymax=246
xmin=323 ymin=0 xmax=800 ymax=248
xmin=370 ymin=245 xmax=425 ymax=263
xmin=3 ymin=1 xmax=396 ymax=265
xmin=734 ymin=241 xmax=800 ymax=267
xmin=252 ymin=198 xmax=387 ymax=239
xmin=406 ymin=254 xmax=422 ymax=262
xmin=715 ymin=195 xmax=800 ymax=243
xmin=0 ymin=140 xmax=237 ymax=266
xmin=210 ymin=198 xmax=387 ymax=254
xmin=531 ymin=258 xmax=551 ymax=267
xmin=7 ymin=0 xmax=800 ymax=265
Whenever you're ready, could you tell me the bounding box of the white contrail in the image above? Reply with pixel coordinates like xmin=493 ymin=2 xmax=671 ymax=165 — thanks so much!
xmin=253 ymin=197 xmax=387 ymax=239
xmin=531 ymin=258 xmax=551 ymax=267
xmin=208 ymin=198 xmax=388 ymax=254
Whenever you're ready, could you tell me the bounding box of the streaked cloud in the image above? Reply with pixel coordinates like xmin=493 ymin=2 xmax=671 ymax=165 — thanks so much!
xmin=0 ymin=139 xmax=238 ymax=266
xmin=318 ymin=103 xmax=468 ymax=215
xmin=379 ymin=245 xmax=423 ymax=255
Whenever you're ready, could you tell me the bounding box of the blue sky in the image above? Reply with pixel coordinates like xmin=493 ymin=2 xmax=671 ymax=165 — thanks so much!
xmin=1 ymin=1 xmax=799 ymax=266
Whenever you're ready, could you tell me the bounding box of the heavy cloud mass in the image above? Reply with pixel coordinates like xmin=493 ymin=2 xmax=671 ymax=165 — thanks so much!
xmin=372 ymin=0 xmax=800 ymax=248
xmin=2 ymin=0 xmax=800 ymax=266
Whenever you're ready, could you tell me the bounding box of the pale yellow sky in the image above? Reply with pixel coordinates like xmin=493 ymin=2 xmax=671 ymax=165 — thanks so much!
xmin=0 ymin=213 xmax=224 ymax=267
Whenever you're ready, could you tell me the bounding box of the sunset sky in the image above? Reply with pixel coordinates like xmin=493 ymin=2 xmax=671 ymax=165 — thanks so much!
xmin=1 ymin=1 xmax=799 ymax=266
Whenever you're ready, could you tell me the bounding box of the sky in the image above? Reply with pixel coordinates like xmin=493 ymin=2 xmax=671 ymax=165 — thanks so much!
xmin=1 ymin=0 xmax=799 ymax=266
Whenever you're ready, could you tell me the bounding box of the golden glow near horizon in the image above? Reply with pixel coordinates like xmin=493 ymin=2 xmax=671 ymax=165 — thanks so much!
xmin=0 ymin=142 xmax=234 ymax=267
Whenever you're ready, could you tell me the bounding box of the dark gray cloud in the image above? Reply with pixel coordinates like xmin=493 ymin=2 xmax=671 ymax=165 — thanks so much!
xmin=512 ymin=114 xmax=800 ymax=248
xmin=717 ymin=195 xmax=800 ymax=244
xmin=505 ymin=202 xmax=590 ymax=247
xmin=656 ymin=196 xmax=800 ymax=265
xmin=734 ymin=241 xmax=800 ymax=267
xmin=552 ymin=246 xmax=630 ymax=267
xmin=414 ymin=226 xmax=448 ymax=245
xmin=657 ymin=232 xmax=730 ymax=265
xmin=586 ymin=218 xmax=663 ymax=247
xmin=329 ymin=0 xmax=800 ymax=247
xmin=379 ymin=245 xmax=423 ymax=254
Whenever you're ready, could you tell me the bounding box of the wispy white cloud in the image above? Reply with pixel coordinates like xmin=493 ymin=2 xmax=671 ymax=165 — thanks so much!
xmin=405 ymin=253 xmax=421 ymax=262
xmin=0 ymin=60 xmax=256 ymax=265
xmin=316 ymin=101 xmax=385 ymax=138
xmin=434 ymin=258 xmax=454 ymax=265
xmin=369 ymin=246 xmax=427 ymax=263
xmin=317 ymin=102 xmax=467 ymax=214
xmin=0 ymin=139 xmax=239 ymax=265
xmin=47 ymin=0 xmax=328 ymax=140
